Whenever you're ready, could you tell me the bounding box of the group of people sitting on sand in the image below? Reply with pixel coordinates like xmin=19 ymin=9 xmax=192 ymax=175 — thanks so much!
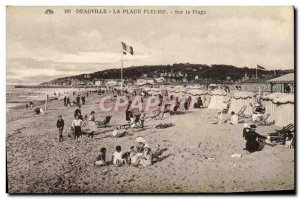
xmin=95 ymin=136 xmax=153 ymax=167
xmin=209 ymin=99 xmax=275 ymax=153
xmin=213 ymin=100 xmax=267 ymax=125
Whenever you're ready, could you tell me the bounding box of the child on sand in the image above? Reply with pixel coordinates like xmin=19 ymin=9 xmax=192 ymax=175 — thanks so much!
xmin=95 ymin=147 xmax=107 ymax=166
xmin=127 ymin=146 xmax=136 ymax=164
xmin=112 ymin=145 xmax=125 ymax=166
xmin=56 ymin=115 xmax=64 ymax=142
xmin=140 ymin=144 xmax=153 ymax=167
xmin=140 ymin=111 xmax=145 ymax=128
xmin=229 ymin=111 xmax=239 ymax=125
xmin=121 ymin=146 xmax=134 ymax=164
xmin=212 ymin=111 xmax=223 ymax=124
xmin=72 ymin=115 xmax=83 ymax=142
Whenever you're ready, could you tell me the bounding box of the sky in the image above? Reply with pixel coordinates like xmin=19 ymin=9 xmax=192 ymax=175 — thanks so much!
xmin=7 ymin=6 xmax=294 ymax=84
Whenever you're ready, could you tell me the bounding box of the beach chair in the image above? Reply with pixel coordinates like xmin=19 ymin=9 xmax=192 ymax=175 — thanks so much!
xmin=151 ymin=110 xmax=165 ymax=120
xmin=268 ymin=123 xmax=294 ymax=144
xmin=119 ymin=123 xmax=130 ymax=129
xmin=237 ymin=105 xmax=247 ymax=118
xmin=120 ymin=114 xmax=141 ymax=129
xmin=279 ymin=123 xmax=294 ymax=132
xmin=268 ymin=123 xmax=294 ymax=136
xmin=256 ymin=113 xmax=272 ymax=126
xmin=97 ymin=115 xmax=112 ymax=128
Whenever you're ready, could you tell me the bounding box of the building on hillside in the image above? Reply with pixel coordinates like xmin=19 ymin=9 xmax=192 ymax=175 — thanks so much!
xmin=105 ymin=79 xmax=121 ymax=86
xmin=155 ymin=77 xmax=166 ymax=84
xmin=83 ymin=74 xmax=91 ymax=79
xmin=136 ymin=78 xmax=155 ymax=86
xmin=92 ymin=78 xmax=103 ymax=86
xmin=183 ymin=77 xmax=188 ymax=83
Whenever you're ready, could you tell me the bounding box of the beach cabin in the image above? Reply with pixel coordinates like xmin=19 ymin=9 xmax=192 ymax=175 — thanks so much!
xmin=208 ymin=90 xmax=228 ymax=110
xmin=272 ymin=94 xmax=294 ymax=127
xmin=228 ymin=91 xmax=256 ymax=116
xmin=261 ymin=92 xmax=288 ymax=124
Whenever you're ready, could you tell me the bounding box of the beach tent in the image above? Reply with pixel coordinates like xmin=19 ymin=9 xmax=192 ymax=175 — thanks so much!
xmin=208 ymin=90 xmax=228 ymax=109
xmin=261 ymin=92 xmax=287 ymax=124
xmin=272 ymin=94 xmax=294 ymax=127
xmin=150 ymin=87 xmax=161 ymax=92
xmin=228 ymin=91 xmax=256 ymax=116
xmin=187 ymin=89 xmax=208 ymax=96
xmin=142 ymin=87 xmax=151 ymax=92
xmin=186 ymin=89 xmax=209 ymax=107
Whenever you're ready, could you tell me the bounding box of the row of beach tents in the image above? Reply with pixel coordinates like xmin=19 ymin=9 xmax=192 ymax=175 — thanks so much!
xmin=119 ymin=85 xmax=294 ymax=127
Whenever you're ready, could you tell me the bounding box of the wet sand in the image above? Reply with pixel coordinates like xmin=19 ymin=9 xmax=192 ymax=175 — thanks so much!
xmin=6 ymin=93 xmax=294 ymax=193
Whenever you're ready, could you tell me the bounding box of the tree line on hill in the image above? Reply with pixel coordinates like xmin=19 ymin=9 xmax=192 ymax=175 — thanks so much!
xmin=42 ymin=63 xmax=293 ymax=85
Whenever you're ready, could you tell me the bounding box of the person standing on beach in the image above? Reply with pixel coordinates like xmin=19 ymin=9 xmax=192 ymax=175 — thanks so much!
xmin=56 ymin=115 xmax=64 ymax=142
xmin=87 ymin=111 xmax=96 ymax=138
xmin=140 ymin=111 xmax=145 ymax=128
xmin=66 ymin=97 xmax=71 ymax=107
xmin=81 ymin=96 xmax=85 ymax=105
xmin=63 ymin=96 xmax=67 ymax=107
xmin=72 ymin=115 xmax=83 ymax=142
xmin=76 ymin=95 xmax=81 ymax=106
xmin=126 ymin=101 xmax=133 ymax=121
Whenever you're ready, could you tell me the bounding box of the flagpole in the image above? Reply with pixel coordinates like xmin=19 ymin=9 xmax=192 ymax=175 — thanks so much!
xmin=121 ymin=44 xmax=123 ymax=95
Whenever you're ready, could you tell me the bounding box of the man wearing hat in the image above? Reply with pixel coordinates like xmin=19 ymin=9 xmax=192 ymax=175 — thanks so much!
xmin=244 ymin=124 xmax=267 ymax=152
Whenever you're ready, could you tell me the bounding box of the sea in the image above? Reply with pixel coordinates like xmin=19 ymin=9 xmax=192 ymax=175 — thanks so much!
xmin=6 ymin=85 xmax=95 ymax=111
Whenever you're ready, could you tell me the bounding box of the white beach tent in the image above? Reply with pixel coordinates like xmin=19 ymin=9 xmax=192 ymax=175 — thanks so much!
xmin=186 ymin=89 xmax=209 ymax=107
xmin=208 ymin=90 xmax=228 ymax=109
xmin=272 ymin=94 xmax=294 ymax=127
xmin=228 ymin=91 xmax=256 ymax=116
xmin=261 ymin=92 xmax=287 ymax=124
xmin=187 ymin=89 xmax=207 ymax=96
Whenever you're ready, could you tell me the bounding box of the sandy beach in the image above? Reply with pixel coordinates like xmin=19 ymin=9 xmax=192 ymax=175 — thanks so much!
xmin=6 ymin=92 xmax=294 ymax=193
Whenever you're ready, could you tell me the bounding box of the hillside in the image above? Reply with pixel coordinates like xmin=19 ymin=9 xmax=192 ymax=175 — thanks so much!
xmin=41 ymin=64 xmax=293 ymax=85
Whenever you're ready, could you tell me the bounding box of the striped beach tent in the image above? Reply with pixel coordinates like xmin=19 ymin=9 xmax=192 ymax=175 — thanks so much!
xmin=272 ymin=94 xmax=294 ymax=127
xmin=228 ymin=91 xmax=256 ymax=116
xmin=261 ymin=92 xmax=287 ymax=124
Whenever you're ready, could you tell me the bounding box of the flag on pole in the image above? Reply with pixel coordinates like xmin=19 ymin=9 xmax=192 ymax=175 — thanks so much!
xmin=121 ymin=42 xmax=134 ymax=55
xmin=257 ymin=64 xmax=266 ymax=70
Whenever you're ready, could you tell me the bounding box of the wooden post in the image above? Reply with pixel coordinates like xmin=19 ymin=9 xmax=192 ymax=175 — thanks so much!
xmin=45 ymin=92 xmax=47 ymax=111
xmin=270 ymin=83 xmax=273 ymax=93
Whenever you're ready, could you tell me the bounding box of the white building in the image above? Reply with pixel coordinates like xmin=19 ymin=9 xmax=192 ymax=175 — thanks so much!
xmin=155 ymin=77 xmax=166 ymax=84
xmin=136 ymin=78 xmax=155 ymax=86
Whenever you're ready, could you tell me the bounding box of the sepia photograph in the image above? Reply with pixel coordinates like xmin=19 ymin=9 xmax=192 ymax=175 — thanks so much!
xmin=6 ymin=6 xmax=295 ymax=193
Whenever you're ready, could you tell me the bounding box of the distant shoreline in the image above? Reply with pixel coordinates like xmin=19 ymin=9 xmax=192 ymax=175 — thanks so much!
xmin=13 ymin=85 xmax=98 ymax=88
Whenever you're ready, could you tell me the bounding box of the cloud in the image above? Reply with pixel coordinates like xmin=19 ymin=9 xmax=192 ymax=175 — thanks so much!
xmin=6 ymin=6 xmax=294 ymax=84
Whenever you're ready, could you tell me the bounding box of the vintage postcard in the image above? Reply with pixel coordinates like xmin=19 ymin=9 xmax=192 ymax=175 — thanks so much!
xmin=6 ymin=6 xmax=295 ymax=193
